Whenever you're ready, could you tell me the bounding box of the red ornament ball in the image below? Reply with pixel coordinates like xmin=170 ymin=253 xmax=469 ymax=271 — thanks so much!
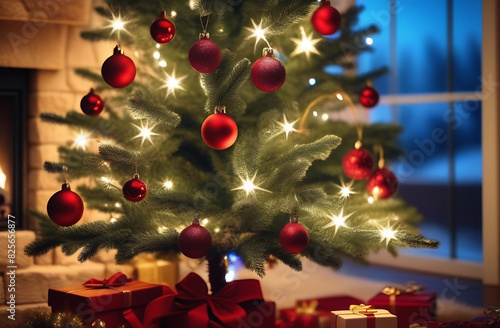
xmin=366 ymin=168 xmax=398 ymax=199
xmin=150 ymin=11 xmax=175 ymax=44
xmin=280 ymin=222 xmax=309 ymax=254
xmin=80 ymin=89 xmax=104 ymax=116
xmin=359 ymin=86 xmax=379 ymax=108
xmin=342 ymin=148 xmax=374 ymax=180
xmin=188 ymin=38 xmax=221 ymax=73
xmin=47 ymin=183 xmax=84 ymax=227
xmin=101 ymin=46 xmax=136 ymax=88
xmin=251 ymin=53 xmax=286 ymax=93
xmin=201 ymin=112 xmax=238 ymax=150
xmin=122 ymin=174 xmax=147 ymax=202
xmin=311 ymin=2 xmax=342 ymax=36
xmin=178 ymin=220 xmax=212 ymax=259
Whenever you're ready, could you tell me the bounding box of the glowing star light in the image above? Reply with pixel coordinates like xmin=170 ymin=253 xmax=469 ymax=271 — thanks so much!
xmin=291 ymin=26 xmax=321 ymax=59
xmin=232 ymin=173 xmax=272 ymax=196
xmin=278 ymin=115 xmax=299 ymax=139
xmin=336 ymin=179 xmax=356 ymax=199
xmin=245 ymin=18 xmax=270 ymax=52
xmin=73 ymin=131 xmax=90 ymax=150
xmin=132 ymin=121 xmax=158 ymax=146
xmin=379 ymin=225 xmax=398 ymax=247
xmin=323 ymin=207 xmax=354 ymax=234
xmin=106 ymin=11 xmax=129 ymax=35
xmin=161 ymin=69 xmax=186 ymax=98
xmin=163 ymin=180 xmax=173 ymax=189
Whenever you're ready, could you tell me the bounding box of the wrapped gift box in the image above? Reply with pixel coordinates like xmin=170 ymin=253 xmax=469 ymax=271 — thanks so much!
xmin=49 ymin=272 xmax=163 ymax=328
xmin=368 ymin=286 xmax=436 ymax=328
xmin=331 ymin=307 xmax=397 ymax=328
xmin=134 ymin=254 xmax=179 ymax=288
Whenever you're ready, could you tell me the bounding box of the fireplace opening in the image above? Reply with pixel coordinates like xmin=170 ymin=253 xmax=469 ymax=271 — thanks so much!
xmin=0 ymin=68 xmax=29 ymax=229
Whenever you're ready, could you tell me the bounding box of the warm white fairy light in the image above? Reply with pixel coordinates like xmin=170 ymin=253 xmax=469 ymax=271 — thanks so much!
xmin=158 ymin=226 xmax=168 ymax=233
xmin=156 ymin=44 xmax=160 ymax=49
xmin=323 ymin=207 xmax=354 ymax=234
xmin=367 ymin=196 xmax=375 ymax=204
xmin=73 ymin=131 xmax=90 ymax=150
xmin=110 ymin=218 xmax=118 ymax=223
xmin=101 ymin=176 xmax=117 ymax=189
xmin=163 ymin=180 xmax=173 ymax=189
xmin=132 ymin=121 xmax=158 ymax=146
xmin=232 ymin=173 xmax=272 ymax=196
xmin=202 ymin=218 xmax=209 ymax=225
xmin=278 ymin=115 xmax=299 ymax=139
xmin=337 ymin=179 xmax=356 ymax=199
xmin=313 ymin=111 xmax=318 ymax=117
xmin=321 ymin=113 xmax=329 ymax=121
xmin=161 ymin=69 xmax=186 ymax=98
xmin=170 ymin=10 xmax=177 ymax=17
xmin=214 ymin=227 xmax=220 ymax=233
xmin=153 ymin=51 xmax=160 ymax=59
xmin=379 ymin=225 xmax=398 ymax=247
xmin=158 ymin=60 xmax=167 ymax=68
xmin=245 ymin=18 xmax=270 ymax=51
xmin=114 ymin=202 xmax=121 ymax=208
xmin=366 ymin=37 xmax=373 ymax=45
xmin=291 ymin=26 xmax=321 ymax=59
xmin=336 ymin=93 xmax=344 ymax=101
xmin=106 ymin=12 xmax=129 ymax=35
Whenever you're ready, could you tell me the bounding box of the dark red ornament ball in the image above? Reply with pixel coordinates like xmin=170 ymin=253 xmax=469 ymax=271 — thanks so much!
xmin=122 ymin=175 xmax=147 ymax=202
xmin=251 ymin=54 xmax=286 ymax=93
xmin=178 ymin=220 xmax=212 ymax=259
xmin=280 ymin=222 xmax=309 ymax=254
xmin=188 ymin=38 xmax=221 ymax=73
xmin=101 ymin=46 xmax=136 ymax=88
xmin=359 ymin=86 xmax=379 ymax=108
xmin=80 ymin=89 xmax=104 ymax=116
xmin=47 ymin=183 xmax=84 ymax=227
xmin=342 ymin=148 xmax=374 ymax=180
xmin=201 ymin=113 xmax=238 ymax=150
xmin=311 ymin=3 xmax=342 ymax=36
xmin=150 ymin=11 xmax=175 ymax=44
xmin=366 ymin=168 xmax=398 ymax=199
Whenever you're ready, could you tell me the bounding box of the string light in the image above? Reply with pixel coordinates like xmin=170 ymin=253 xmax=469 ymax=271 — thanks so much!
xmin=106 ymin=11 xmax=129 ymax=35
xmin=313 ymin=111 xmax=318 ymax=117
xmin=322 ymin=207 xmax=354 ymax=234
xmin=153 ymin=51 xmax=160 ymax=59
xmin=161 ymin=69 xmax=186 ymax=98
xmin=156 ymin=44 xmax=160 ymax=49
xmin=291 ymin=26 xmax=321 ymax=59
xmin=110 ymin=218 xmax=118 ymax=223
xmin=245 ymin=18 xmax=270 ymax=51
xmin=158 ymin=226 xmax=168 ymax=233
xmin=163 ymin=180 xmax=173 ymax=189
xmin=309 ymin=78 xmax=316 ymax=86
xmin=114 ymin=202 xmax=121 ymax=208
xmin=365 ymin=37 xmax=373 ymax=45
xmin=337 ymin=179 xmax=356 ymax=199
xmin=132 ymin=121 xmax=158 ymax=146
xmin=101 ymin=176 xmax=118 ymax=189
xmin=202 ymin=218 xmax=209 ymax=225
xmin=367 ymin=196 xmax=375 ymax=204
xmin=158 ymin=60 xmax=167 ymax=67
xmin=336 ymin=93 xmax=344 ymax=101
xmin=232 ymin=173 xmax=272 ymax=196
xmin=73 ymin=131 xmax=89 ymax=150
xmin=278 ymin=115 xmax=299 ymax=139
xmin=379 ymin=225 xmax=398 ymax=247
xmin=214 ymin=227 xmax=220 ymax=233
xmin=321 ymin=113 xmax=329 ymax=121
xmin=170 ymin=10 xmax=177 ymax=17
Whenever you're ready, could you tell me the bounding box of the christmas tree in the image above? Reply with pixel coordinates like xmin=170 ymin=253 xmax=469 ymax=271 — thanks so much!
xmin=25 ymin=0 xmax=438 ymax=293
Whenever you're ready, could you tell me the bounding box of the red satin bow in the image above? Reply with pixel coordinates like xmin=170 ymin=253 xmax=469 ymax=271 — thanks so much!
xmin=82 ymin=272 xmax=131 ymax=288
xmin=141 ymin=272 xmax=264 ymax=328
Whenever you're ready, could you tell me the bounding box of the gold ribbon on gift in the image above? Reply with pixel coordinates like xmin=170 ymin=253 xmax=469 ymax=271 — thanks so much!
xmin=296 ymin=300 xmax=318 ymax=315
xmin=382 ymin=282 xmax=423 ymax=313
xmin=349 ymin=304 xmax=377 ymax=315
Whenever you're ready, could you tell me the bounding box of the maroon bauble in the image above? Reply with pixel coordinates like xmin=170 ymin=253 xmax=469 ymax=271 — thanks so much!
xmin=311 ymin=1 xmax=342 ymax=36
xmin=178 ymin=220 xmax=212 ymax=259
xmin=101 ymin=46 xmax=136 ymax=88
xmin=359 ymin=86 xmax=379 ymax=108
xmin=150 ymin=11 xmax=175 ymax=44
xmin=188 ymin=38 xmax=221 ymax=73
xmin=366 ymin=168 xmax=398 ymax=199
xmin=80 ymin=88 xmax=104 ymax=116
xmin=342 ymin=148 xmax=374 ymax=180
xmin=47 ymin=183 xmax=84 ymax=227
xmin=251 ymin=52 xmax=286 ymax=93
xmin=201 ymin=112 xmax=238 ymax=150
xmin=122 ymin=174 xmax=147 ymax=202
xmin=280 ymin=222 xmax=309 ymax=254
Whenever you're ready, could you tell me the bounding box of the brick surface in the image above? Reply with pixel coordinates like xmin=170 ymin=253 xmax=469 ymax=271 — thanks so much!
xmin=28 ymin=169 xmax=61 ymax=191
xmin=0 ymin=274 xmax=4 ymax=305
xmin=28 ymin=118 xmax=72 ymax=145
xmin=30 ymin=69 xmax=71 ymax=93
xmin=0 ymin=231 xmax=35 ymax=271
xmin=29 ymin=91 xmax=76 ymax=117
xmin=29 ymin=144 xmax=60 ymax=170
xmin=34 ymin=250 xmax=54 ymax=266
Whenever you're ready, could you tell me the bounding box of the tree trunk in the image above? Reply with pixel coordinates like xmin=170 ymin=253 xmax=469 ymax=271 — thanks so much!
xmin=207 ymin=252 xmax=227 ymax=293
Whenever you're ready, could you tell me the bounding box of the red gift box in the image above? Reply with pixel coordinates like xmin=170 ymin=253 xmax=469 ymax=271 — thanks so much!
xmin=278 ymin=296 xmax=364 ymax=328
xmin=48 ymin=272 xmax=164 ymax=328
xmin=368 ymin=285 xmax=436 ymax=328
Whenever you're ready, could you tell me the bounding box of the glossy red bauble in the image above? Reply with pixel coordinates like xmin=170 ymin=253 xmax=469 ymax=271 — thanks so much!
xmin=280 ymin=222 xmax=309 ymax=254
xmin=47 ymin=183 xmax=84 ymax=227
xmin=366 ymin=168 xmax=398 ymax=199
xmin=201 ymin=113 xmax=238 ymax=150
xmin=178 ymin=220 xmax=212 ymax=259
xmin=359 ymin=86 xmax=379 ymax=108
xmin=101 ymin=46 xmax=136 ymax=88
xmin=150 ymin=11 xmax=176 ymax=44
xmin=188 ymin=38 xmax=221 ymax=73
xmin=80 ymin=89 xmax=104 ymax=116
xmin=311 ymin=2 xmax=342 ymax=36
xmin=122 ymin=175 xmax=147 ymax=202
xmin=251 ymin=53 xmax=286 ymax=93
xmin=342 ymin=148 xmax=374 ymax=180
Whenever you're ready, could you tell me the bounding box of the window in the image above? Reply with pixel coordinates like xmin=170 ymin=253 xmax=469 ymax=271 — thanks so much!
xmin=356 ymin=0 xmax=483 ymax=264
